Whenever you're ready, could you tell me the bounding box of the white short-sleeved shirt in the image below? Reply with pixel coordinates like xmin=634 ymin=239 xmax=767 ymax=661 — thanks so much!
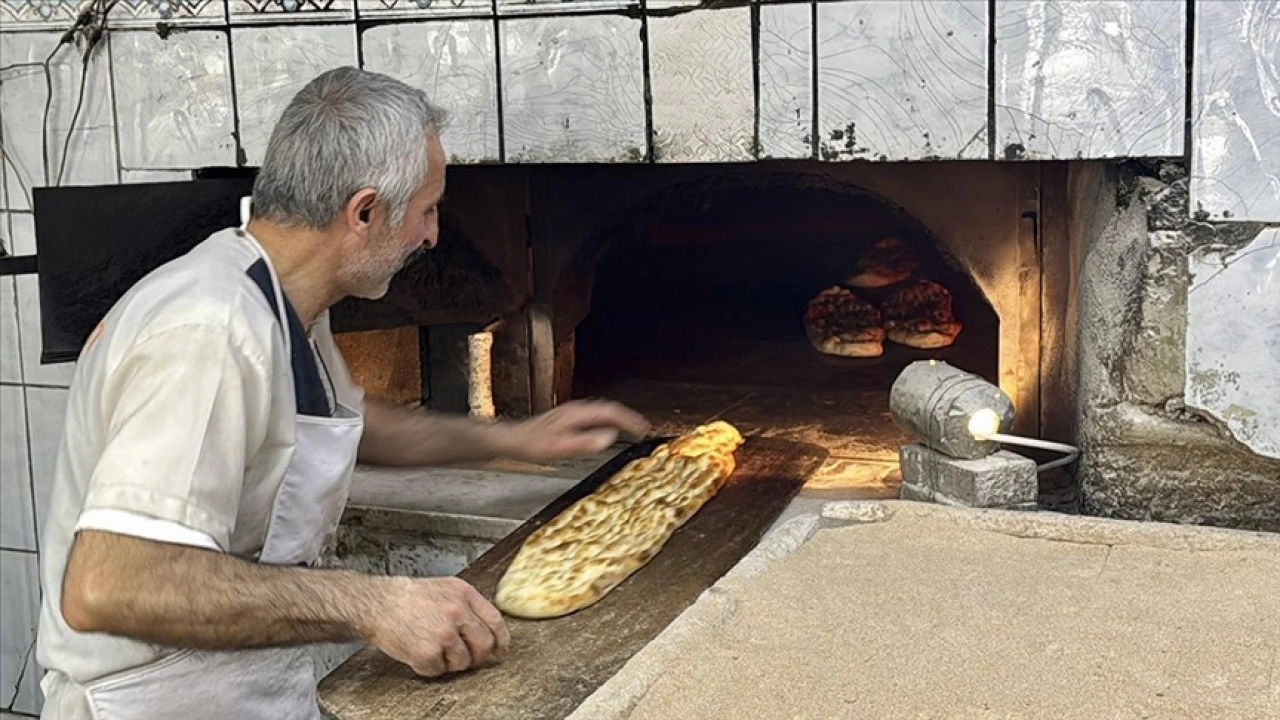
xmin=35 ymin=228 xmax=363 ymax=705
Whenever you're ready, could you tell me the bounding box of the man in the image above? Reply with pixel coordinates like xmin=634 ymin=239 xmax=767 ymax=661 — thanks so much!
xmin=35 ymin=66 xmax=649 ymax=720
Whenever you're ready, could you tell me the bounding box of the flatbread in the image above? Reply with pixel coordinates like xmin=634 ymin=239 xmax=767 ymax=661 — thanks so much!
xmin=847 ymin=238 xmax=920 ymax=289
xmin=495 ymin=422 xmax=744 ymax=619
xmin=803 ymin=286 xmax=885 ymax=358
xmin=881 ymin=279 xmax=963 ymax=349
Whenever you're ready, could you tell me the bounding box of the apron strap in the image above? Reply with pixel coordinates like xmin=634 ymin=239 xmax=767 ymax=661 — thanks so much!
xmin=246 ymin=258 xmax=334 ymax=418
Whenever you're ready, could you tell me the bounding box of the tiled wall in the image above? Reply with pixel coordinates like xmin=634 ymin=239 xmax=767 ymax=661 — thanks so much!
xmin=0 ymin=0 xmax=1277 ymax=714
xmin=0 ymin=1 xmax=1275 ymax=214
xmin=1 ymin=210 xmax=71 ymax=715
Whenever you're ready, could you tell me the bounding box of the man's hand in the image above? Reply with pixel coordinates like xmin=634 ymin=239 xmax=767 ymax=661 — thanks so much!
xmin=497 ymin=400 xmax=651 ymax=464
xmin=359 ymin=398 xmax=650 ymax=467
xmin=367 ymin=577 xmax=511 ymax=676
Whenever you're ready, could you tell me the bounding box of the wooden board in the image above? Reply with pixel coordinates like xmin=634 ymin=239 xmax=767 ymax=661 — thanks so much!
xmin=319 ymin=437 xmax=825 ymax=720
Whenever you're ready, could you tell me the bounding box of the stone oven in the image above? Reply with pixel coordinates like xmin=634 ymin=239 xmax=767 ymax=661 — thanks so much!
xmin=327 ymin=154 xmax=1276 ymax=530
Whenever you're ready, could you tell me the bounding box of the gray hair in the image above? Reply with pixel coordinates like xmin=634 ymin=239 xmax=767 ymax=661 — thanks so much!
xmin=250 ymin=66 xmax=448 ymax=231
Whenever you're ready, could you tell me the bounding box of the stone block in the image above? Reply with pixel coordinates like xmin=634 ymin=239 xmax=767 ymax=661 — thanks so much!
xmin=899 ymin=444 xmax=1038 ymax=509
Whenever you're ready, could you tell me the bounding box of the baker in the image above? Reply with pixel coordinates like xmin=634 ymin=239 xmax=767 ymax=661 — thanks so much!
xmin=34 ymin=66 xmax=649 ymax=720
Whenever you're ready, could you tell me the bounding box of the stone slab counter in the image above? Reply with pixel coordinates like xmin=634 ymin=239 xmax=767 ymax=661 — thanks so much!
xmin=572 ymin=501 xmax=1280 ymax=720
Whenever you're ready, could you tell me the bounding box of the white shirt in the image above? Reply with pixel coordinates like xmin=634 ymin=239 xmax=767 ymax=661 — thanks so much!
xmin=35 ymin=228 xmax=363 ymax=710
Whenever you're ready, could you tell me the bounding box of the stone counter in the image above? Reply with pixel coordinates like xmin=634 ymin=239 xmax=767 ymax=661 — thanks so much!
xmin=569 ymin=501 xmax=1280 ymax=720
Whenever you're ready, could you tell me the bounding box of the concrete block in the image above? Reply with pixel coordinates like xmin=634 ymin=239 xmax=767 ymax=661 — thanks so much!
xmin=899 ymin=443 xmax=1037 ymax=509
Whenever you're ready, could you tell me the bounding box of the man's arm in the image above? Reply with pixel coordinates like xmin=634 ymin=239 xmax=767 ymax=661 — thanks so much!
xmin=62 ymin=530 xmax=510 ymax=676
xmin=357 ymin=398 xmax=650 ymax=467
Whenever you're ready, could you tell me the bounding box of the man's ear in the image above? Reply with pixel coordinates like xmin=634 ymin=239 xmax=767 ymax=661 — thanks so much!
xmin=344 ymin=188 xmax=380 ymax=239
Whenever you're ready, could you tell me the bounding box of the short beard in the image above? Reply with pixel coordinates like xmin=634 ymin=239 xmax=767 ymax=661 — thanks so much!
xmin=346 ymin=226 xmax=414 ymax=300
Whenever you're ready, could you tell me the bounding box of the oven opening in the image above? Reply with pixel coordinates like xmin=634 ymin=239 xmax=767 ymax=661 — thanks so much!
xmin=572 ymin=177 xmax=1000 ymax=475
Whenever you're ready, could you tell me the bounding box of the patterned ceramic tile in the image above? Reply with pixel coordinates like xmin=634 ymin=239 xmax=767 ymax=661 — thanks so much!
xmin=995 ymin=0 xmax=1185 ymax=160
xmin=496 ymin=0 xmax=634 ymax=17
xmin=232 ymin=25 xmax=358 ymax=165
xmin=25 ymin=385 xmax=69 ymax=544
xmin=115 ymin=0 xmax=228 ymax=27
xmin=1 ymin=0 xmax=224 ymax=29
xmin=648 ymin=6 xmax=755 ymax=162
xmin=758 ymin=2 xmax=812 ymax=159
xmin=227 ymin=0 xmax=354 ymax=24
xmin=1186 ymin=228 xmax=1280 ymax=458
xmin=0 ymin=550 xmax=41 ymax=714
xmin=11 ymin=215 xmax=75 ymax=387
xmin=500 ymin=14 xmax=646 ymax=162
xmin=817 ymin=0 xmax=988 ymax=161
xmin=1 ymin=386 xmax=36 ymax=552
xmin=0 ymin=276 xmax=21 ymax=384
xmin=0 ymin=32 xmax=119 ymax=212
xmin=1191 ymin=0 xmax=1280 ymax=221
xmin=357 ymin=0 xmax=493 ymax=20
xmin=362 ymin=21 xmax=500 ymax=163
xmin=111 ymin=30 xmax=237 ymax=169
xmin=1 ymin=0 xmax=89 ymax=30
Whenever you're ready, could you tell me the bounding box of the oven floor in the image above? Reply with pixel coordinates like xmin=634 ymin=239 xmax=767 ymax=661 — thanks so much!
xmin=574 ymin=315 xmax=999 ymax=500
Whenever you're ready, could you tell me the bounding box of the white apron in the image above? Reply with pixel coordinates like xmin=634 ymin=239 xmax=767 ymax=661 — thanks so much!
xmin=80 ymin=225 xmax=364 ymax=720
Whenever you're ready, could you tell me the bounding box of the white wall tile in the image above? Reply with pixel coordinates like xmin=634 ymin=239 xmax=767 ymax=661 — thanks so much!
xmin=0 ymin=387 xmax=36 ymax=552
xmin=817 ymin=0 xmax=988 ymax=161
xmin=121 ymin=169 xmax=195 ymax=184
xmin=1191 ymin=0 xmax=1280 ymax=221
xmin=0 ymin=550 xmax=42 ymax=714
xmin=649 ymin=7 xmax=755 ymax=163
xmin=995 ymin=0 xmax=1185 ymax=160
xmin=232 ymin=25 xmax=359 ymax=166
xmin=25 ymin=386 xmax=69 ymax=544
xmin=11 ymin=216 xmax=75 ymax=388
xmin=111 ymin=30 xmax=237 ymax=170
xmin=0 ymin=32 xmax=119 ymax=212
xmin=1 ymin=136 xmax=7 ymax=211
xmin=500 ymin=14 xmax=646 ymax=162
xmin=14 ymin=275 xmax=75 ymax=388
xmin=0 ymin=277 xmax=20 ymax=384
xmin=362 ymin=20 xmax=501 ymax=164
xmin=1185 ymin=228 xmax=1280 ymax=459
xmin=8 ymin=214 xmax=33 ymax=257
xmin=758 ymin=2 xmax=813 ymax=160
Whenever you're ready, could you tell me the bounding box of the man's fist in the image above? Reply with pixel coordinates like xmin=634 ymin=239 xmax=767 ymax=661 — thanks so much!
xmin=368 ymin=577 xmax=511 ymax=677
